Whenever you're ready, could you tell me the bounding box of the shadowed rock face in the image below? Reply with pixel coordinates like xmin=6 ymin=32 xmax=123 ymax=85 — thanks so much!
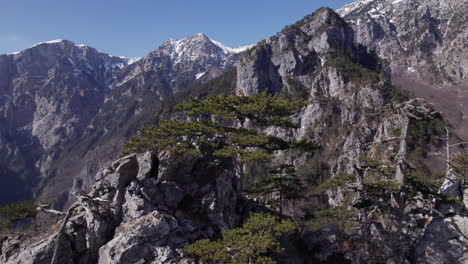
xmin=337 ymin=0 xmax=468 ymax=139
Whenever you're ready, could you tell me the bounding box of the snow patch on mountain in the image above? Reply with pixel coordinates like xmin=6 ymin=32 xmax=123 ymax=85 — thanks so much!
xmin=164 ymin=33 xmax=252 ymax=67
xmin=118 ymin=56 xmax=141 ymax=66
xmin=338 ymin=0 xmax=375 ymax=16
xmin=195 ymin=72 xmax=206 ymax=80
xmin=30 ymin=39 xmax=65 ymax=48
xmin=210 ymin=39 xmax=253 ymax=54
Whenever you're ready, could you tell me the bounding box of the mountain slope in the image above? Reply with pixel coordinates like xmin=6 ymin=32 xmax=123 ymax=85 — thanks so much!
xmin=0 ymin=35 xmax=249 ymax=205
xmin=0 ymin=40 xmax=133 ymax=203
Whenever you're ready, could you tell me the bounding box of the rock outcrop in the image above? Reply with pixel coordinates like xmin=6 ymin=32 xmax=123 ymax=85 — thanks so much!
xmin=1 ymin=151 xmax=249 ymax=264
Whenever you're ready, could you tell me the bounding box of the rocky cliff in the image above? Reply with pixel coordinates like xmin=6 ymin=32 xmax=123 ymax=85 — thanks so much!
xmin=235 ymin=6 xmax=467 ymax=263
xmin=337 ymin=0 xmax=468 ymax=139
xmin=1 ymin=150 xmax=251 ymax=264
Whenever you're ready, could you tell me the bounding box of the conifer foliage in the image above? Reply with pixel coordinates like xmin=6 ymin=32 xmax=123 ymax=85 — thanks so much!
xmin=251 ymin=164 xmax=304 ymax=220
xmin=122 ymin=92 xmax=318 ymax=162
xmin=184 ymin=213 xmax=295 ymax=264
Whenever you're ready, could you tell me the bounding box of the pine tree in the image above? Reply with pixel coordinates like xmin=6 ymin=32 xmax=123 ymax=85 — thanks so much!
xmin=184 ymin=213 xmax=295 ymax=264
xmin=122 ymin=92 xmax=318 ymax=162
xmin=452 ymin=153 xmax=468 ymax=185
xmin=251 ymin=164 xmax=304 ymax=220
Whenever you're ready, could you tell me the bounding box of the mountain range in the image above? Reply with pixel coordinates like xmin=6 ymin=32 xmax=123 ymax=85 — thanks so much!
xmin=0 ymin=34 xmax=249 ymax=205
xmin=0 ymin=0 xmax=467 ymax=263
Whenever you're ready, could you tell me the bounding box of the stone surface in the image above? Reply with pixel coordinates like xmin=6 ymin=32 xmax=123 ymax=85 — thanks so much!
xmin=337 ymin=0 xmax=468 ymax=139
xmin=0 ymin=151 xmax=248 ymax=264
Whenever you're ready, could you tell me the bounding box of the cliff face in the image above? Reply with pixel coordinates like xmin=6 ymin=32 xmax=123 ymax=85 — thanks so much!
xmin=337 ymin=0 xmax=468 ymax=139
xmin=237 ymin=7 xmax=404 ymax=184
xmin=0 ymin=40 xmax=132 ymax=203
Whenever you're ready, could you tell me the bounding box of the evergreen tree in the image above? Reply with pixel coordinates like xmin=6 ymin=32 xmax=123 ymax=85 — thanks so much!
xmin=452 ymin=153 xmax=468 ymax=185
xmin=184 ymin=213 xmax=295 ymax=264
xmin=0 ymin=200 xmax=36 ymax=231
xmin=122 ymin=92 xmax=318 ymax=162
xmin=251 ymin=164 xmax=304 ymax=220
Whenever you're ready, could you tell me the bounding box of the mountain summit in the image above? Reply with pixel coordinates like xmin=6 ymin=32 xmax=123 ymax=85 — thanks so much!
xmin=162 ymin=33 xmax=251 ymax=69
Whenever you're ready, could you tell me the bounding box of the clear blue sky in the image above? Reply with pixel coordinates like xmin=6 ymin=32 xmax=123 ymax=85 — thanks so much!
xmin=0 ymin=0 xmax=354 ymax=57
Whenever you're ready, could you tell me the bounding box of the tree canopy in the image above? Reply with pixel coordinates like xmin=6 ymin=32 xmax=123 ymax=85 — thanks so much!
xmin=251 ymin=164 xmax=304 ymax=220
xmin=184 ymin=213 xmax=295 ymax=264
xmin=122 ymin=92 xmax=318 ymax=162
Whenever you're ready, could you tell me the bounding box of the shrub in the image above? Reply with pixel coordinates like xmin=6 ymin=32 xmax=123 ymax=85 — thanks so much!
xmin=0 ymin=200 xmax=36 ymax=231
xmin=184 ymin=213 xmax=295 ymax=264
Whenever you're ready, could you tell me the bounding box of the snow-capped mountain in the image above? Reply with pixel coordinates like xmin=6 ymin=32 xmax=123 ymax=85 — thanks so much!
xmin=163 ymin=33 xmax=251 ymax=68
xmin=115 ymin=33 xmax=251 ymax=91
xmin=35 ymin=33 xmax=251 ymax=202
xmin=0 ymin=34 xmax=249 ymax=204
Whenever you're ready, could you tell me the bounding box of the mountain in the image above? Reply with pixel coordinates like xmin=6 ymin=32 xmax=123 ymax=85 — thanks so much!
xmin=1 ymin=1 xmax=467 ymax=263
xmin=2 ymin=4 xmax=466 ymax=263
xmin=0 ymin=35 xmax=249 ymax=205
xmin=337 ymin=0 xmax=468 ymax=138
xmin=0 ymin=40 xmax=135 ymax=203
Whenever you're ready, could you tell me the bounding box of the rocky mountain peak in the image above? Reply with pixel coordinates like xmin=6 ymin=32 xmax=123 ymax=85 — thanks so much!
xmin=4 ymin=39 xmax=138 ymax=74
xmin=113 ymin=33 xmax=251 ymax=94
xmin=156 ymin=33 xmax=252 ymax=70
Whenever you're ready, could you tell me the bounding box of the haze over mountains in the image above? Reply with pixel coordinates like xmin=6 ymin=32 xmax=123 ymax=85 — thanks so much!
xmin=0 ymin=0 xmax=467 ymax=263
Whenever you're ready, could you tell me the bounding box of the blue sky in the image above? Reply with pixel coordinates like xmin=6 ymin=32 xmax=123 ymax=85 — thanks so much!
xmin=0 ymin=0 xmax=354 ymax=57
